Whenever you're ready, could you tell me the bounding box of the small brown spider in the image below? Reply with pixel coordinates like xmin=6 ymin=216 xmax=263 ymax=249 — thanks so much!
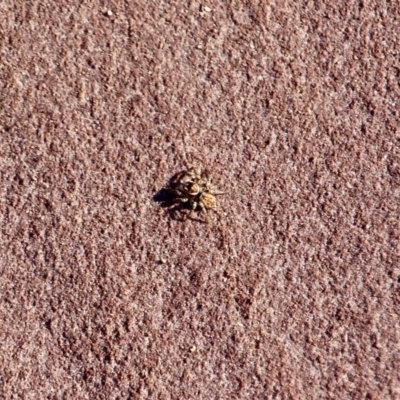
xmin=166 ymin=168 xmax=224 ymax=221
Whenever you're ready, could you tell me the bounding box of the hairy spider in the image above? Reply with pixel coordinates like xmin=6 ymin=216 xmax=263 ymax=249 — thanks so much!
xmin=167 ymin=168 xmax=224 ymax=221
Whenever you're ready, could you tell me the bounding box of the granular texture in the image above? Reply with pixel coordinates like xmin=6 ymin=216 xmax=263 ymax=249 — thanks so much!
xmin=1 ymin=1 xmax=399 ymax=399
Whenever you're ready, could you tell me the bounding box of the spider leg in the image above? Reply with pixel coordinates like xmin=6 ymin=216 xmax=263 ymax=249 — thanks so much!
xmin=210 ymin=190 xmax=224 ymax=195
xmin=183 ymin=168 xmax=201 ymax=184
xmin=201 ymin=169 xmax=211 ymax=179
xmin=174 ymin=197 xmax=189 ymax=203
xmin=187 ymin=200 xmax=198 ymax=220
xmin=192 ymin=168 xmax=202 ymax=182
xmin=197 ymin=201 xmax=209 ymax=223
xmin=169 ymin=170 xmax=187 ymax=187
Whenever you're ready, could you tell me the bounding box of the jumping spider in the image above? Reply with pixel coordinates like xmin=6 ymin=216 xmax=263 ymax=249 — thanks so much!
xmin=166 ymin=168 xmax=224 ymax=221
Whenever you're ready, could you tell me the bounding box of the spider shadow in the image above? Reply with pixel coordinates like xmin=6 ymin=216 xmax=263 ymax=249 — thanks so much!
xmin=152 ymin=170 xmax=187 ymax=212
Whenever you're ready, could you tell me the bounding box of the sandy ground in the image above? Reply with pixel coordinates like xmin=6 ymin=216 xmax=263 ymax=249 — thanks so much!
xmin=1 ymin=1 xmax=400 ymax=399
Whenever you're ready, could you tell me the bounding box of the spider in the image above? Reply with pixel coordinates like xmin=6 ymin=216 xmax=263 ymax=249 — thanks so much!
xmin=166 ymin=168 xmax=224 ymax=221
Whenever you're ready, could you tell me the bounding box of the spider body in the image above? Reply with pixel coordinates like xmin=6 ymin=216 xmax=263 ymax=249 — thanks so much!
xmin=166 ymin=168 xmax=224 ymax=221
xmin=199 ymin=192 xmax=217 ymax=209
